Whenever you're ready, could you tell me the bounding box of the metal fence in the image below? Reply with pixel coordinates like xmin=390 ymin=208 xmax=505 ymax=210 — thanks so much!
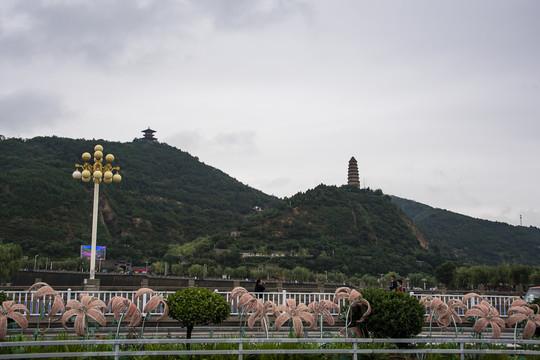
xmin=2 ymin=289 xmax=519 ymax=317
xmin=1 ymin=337 xmax=539 ymax=360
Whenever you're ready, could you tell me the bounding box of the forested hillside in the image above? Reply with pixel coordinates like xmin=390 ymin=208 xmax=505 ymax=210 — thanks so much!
xmin=232 ymin=185 xmax=437 ymax=275
xmin=0 ymin=136 xmax=274 ymax=262
xmin=1 ymin=136 xmax=538 ymax=280
xmin=391 ymin=196 xmax=540 ymax=266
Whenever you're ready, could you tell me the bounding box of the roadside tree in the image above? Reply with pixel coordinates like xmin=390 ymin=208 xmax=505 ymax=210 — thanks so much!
xmin=167 ymin=288 xmax=229 ymax=339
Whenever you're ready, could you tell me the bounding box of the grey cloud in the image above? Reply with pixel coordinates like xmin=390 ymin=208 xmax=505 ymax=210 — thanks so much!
xmin=260 ymin=176 xmax=293 ymax=193
xmin=363 ymin=1 xmax=540 ymax=61
xmin=0 ymin=0 xmax=190 ymax=64
xmin=165 ymin=130 xmax=203 ymax=152
xmin=213 ymin=131 xmax=256 ymax=152
xmin=0 ymin=90 xmax=68 ymax=133
xmin=0 ymin=0 xmax=310 ymax=65
xmin=193 ymin=0 xmax=311 ymax=30
xmin=166 ymin=130 xmax=257 ymax=155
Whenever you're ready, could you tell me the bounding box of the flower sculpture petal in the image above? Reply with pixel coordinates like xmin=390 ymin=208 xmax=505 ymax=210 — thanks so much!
xmin=62 ymin=294 xmax=107 ymax=337
xmin=143 ymin=294 xmax=169 ymax=321
xmin=246 ymin=299 xmax=276 ymax=330
xmin=0 ymin=301 xmax=29 ymax=341
xmin=353 ymin=297 xmax=371 ymax=323
xmin=231 ymin=287 xmax=249 ymax=300
xmin=308 ymin=299 xmax=339 ymax=328
xmin=134 ymin=288 xmax=169 ymax=321
xmin=109 ymin=296 xmax=129 ymax=318
xmin=134 ymin=288 xmax=154 ymax=302
xmin=28 ymin=282 xmax=65 ymax=319
xmin=125 ymin=302 xmax=143 ymax=327
xmin=462 ymin=292 xmax=484 ymax=307
xmin=335 ymin=287 xmax=371 ymax=321
xmin=421 ymin=296 xmax=450 ymax=328
xmin=108 ymin=296 xmax=142 ymax=327
xmin=508 ymin=303 xmax=540 ymax=339
xmin=275 ymin=298 xmax=314 ymax=338
xmin=238 ymin=293 xmax=258 ymax=313
xmin=443 ymin=298 xmax=466 ymax=326
xmin=334 ymin=287 xmax=371 ymax=337
xmin=334 ymin=287 xmax=355 ymax=303
xmin=505 ymin=296 xmax=528 ymax=309
xmin=230 ymin=287 xmax=259 ymax=315
xmin=465 ymin=299 xmax=505 ymax=339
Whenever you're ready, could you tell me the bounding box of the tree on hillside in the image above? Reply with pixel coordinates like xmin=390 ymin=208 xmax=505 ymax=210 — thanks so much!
xmin=530 ymin=270 xmax=540 ymax=285
xmin=408 ymin=273 xmax=435 ymax=289
xmin=470 ymin=265 xmax=491 ymax=287
xmin=188 ymin=264 xmax=205 ymax=277
xmin=291 ymin=266 xmax=313 ymax=282
xmin=0 ymin=241 xmax=22 ymax=281
xmin=434 ymin=261 xmax=457 ymax=287
xmin=490 ymin=264 xmax=511 ymax=287
xmin=454 ymin=267 xmax=474 ymax=289
xmin=510 ymin=264 xmax=530 ymax=285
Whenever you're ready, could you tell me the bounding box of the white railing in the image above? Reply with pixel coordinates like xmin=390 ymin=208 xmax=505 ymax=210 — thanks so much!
xmin=408 ymin=292 xmax=515 ymax=317
xmin=1 ymin=337 xmax=540 ymax=359
xmin=2 ymin=289 xmax=519 ymax=318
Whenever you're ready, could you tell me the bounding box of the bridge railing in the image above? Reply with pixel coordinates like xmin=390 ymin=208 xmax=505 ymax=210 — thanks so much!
xmin=1 ymin=337 xmax=540 ymax=359
xmin=2 ymin=289 xmax=519 ymax=318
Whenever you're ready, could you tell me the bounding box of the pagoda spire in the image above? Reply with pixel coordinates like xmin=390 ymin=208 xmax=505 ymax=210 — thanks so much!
xmin=347 ymin=157 xmax=360 ymax=188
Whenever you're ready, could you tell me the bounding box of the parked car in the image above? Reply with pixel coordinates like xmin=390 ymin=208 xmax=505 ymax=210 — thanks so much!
xmin=524 ymin=286 xmax=540 ymax=303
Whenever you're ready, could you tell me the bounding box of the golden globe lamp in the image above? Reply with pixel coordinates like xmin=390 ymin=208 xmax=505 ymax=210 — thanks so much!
xmin=72 ymin=145 xmax=121 ymax=280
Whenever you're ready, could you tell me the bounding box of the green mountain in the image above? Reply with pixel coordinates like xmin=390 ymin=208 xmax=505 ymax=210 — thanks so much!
xmin=391 ymin=196 xmax=540 ymax=266
xmin=235 ymin=185 xmax=434 ymax=275
xmin=1 ymin=136 xmax=538 ymax=278
xmin=0 ymin=136 xmax=274 ymax=262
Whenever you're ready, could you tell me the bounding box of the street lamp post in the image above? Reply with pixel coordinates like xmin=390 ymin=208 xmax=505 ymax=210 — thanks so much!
xmin=72 ymin=145 xmax=121 ymax=280
xmin=34 ymin=255 xmax=39 ymax=270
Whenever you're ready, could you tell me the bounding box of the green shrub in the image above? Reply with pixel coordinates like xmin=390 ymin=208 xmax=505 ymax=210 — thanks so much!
xmin=532 ymin=298 xmax=540 ymax=337
xmin=167 ymin=287 xmax=230 ymax=339
xmin=0 ymin=291 xmax=8 ymax=303
xmin=351 ymin=288 xmax=424 ymax=338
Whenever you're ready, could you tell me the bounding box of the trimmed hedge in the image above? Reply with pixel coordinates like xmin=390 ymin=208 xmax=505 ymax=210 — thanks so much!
xmin=167 ymin=287 xmax=230 ymax=339
xmin=351 ymin=288 xmax=424 ymax=338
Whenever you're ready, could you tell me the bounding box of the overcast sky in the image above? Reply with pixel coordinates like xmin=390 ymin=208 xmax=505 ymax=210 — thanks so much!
xmin=1 ymin=0 xmax=539 ymax=227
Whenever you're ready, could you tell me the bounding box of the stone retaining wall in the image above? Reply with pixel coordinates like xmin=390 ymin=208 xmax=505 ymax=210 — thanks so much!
xmin=5 ymin=270 xmax=339 ymax=292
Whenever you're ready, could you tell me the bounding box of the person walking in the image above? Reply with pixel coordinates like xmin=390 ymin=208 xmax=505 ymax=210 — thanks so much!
xmin=389 ymin=275 xmax=398 ymax=291
xmin=254 ymin=279 xmax=265 ymax=298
